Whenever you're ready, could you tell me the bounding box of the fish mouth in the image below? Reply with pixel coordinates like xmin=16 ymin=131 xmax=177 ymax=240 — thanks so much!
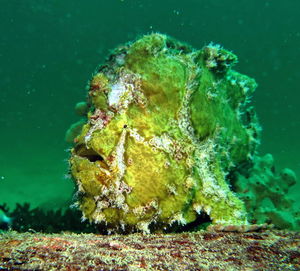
xmin=74 ymin=144 xmax=103 ymax=162
xmin=74 ymin=143 xmax=110 ymax=170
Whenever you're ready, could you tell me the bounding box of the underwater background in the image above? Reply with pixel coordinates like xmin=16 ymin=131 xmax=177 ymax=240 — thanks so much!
xmin=0 ymin=0 xmax=299 ymax=214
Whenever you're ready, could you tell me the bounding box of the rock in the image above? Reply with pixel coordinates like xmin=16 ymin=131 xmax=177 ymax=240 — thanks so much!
xmin=0 ymin=230 xmax=299 ymax=270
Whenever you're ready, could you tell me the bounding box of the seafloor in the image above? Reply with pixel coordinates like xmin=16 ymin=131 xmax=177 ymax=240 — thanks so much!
xmin=0 ymin=229 xmax=299 ymax=270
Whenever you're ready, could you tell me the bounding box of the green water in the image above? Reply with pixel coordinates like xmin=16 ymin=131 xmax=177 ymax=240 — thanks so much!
xmin=0 ymin=0 xmax=299 ymax=212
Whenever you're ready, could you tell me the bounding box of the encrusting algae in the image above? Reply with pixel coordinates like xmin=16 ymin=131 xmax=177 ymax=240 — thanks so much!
xmin=66 ymin=33 xmax=297 ymax=233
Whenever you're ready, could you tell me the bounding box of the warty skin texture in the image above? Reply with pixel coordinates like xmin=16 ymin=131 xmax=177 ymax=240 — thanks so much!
xmin=69 ymin=33 xmax=260 ymax=233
